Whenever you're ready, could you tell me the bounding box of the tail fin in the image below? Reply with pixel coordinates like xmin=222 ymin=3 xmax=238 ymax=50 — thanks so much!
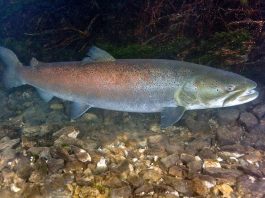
xmin=0 ymin=47 xmax=24 ymax=88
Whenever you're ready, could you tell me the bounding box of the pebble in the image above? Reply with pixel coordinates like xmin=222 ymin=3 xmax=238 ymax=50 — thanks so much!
xmin=0 ymin=137 xmax=20 ymax=151
xmin=142 ymin=168 xmax=163 ymax=182
xmin=192 ymin=176 xmax=216 ymax=196
xmin=213 ymin=183 xmax=233 ymax=198
xmin=81 ymin=113 xmax=98 ymax=121
xmin=168 ymin=166 xmax=184 ymax=178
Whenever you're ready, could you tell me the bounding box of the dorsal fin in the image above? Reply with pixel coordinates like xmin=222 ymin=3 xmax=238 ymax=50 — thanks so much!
xmin=30 ymin=57 xmax=39 ymax=67
xmin=82 ymin=46 xmax=115 ymax=64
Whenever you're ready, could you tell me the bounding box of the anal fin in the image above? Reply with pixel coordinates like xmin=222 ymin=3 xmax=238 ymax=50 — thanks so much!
xmin=161 ymin=106 xmax=185 ymax=128
xmin=70 ymin=102 xmax=91 ymax=119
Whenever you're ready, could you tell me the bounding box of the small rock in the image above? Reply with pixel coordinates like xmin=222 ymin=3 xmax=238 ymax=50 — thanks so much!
xmin=188 ymin=158 xmax=202 ymax=175
xmin=180 ymin=153 xmax=195 ymax=164
xmin=0 ymin=137 xmax=20 ymax=151
xmin=110 ymin=185 xmax=131 ymax=198
xmin=252 ymin=104 xmax=265 ymax=118
xmin=160 ymin=154 xmax=180 ymax=169
xmin=237 ymin=175 xmax=265 ymax=198
xmin=52 ymin=126 xmax=79 ymax=139
xmin=168 ymin=166 xmax=184 ymax=178
xmin=72 ymin=146 xmax=91 ymax=163
xmin=204 ymin=167 xmax=243 ymax=179
xmin=185 ymin=117 xmax=210 ymax=133
xmin=96 ymin=157 xmax=108 ymax=172
xmin=47 ymin=158 xmax=64 ymax=173
xmin=213 ymin=184 xmax=233 ymax=198
xmin=192 ymin=176 xmax=216 ymax=196
xmin=142 ymin=168 xmax=162 ymax=182
xmin=134 ymin=184 xmax=153 ymax=195
xmin=203 ymin=159 xmax=221 ymax=169
xmin=239 ymin=112 xmax=258 ymax=130
xmin=216 ymin=125 xmax=243 ymax=146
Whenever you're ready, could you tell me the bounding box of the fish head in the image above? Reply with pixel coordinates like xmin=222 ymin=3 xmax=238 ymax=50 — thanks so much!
xmin=177 ymin=70 xmax=259 ymax=109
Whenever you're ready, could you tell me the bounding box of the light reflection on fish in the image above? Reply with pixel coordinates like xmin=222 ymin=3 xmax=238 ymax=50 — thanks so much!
xmin=0 ymin=46 xmax=258 ymax=127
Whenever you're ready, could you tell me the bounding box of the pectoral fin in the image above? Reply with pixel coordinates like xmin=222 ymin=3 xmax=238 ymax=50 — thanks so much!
xmin=37 ymin=88 xmax=53 ymax=102
xmin=161 ymin=106 xmax=185 ymax=128
xmin=70 ymin=102 xmax=91 ymax=119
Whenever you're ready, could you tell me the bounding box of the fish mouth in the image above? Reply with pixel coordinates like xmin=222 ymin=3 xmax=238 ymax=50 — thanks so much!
xmin=223 ymin=85 xmax=259 ymax=107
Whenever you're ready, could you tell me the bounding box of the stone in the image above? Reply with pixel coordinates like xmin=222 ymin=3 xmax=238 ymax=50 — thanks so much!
xmin=180 ymin=153 xmax=195 ymax=164
xmin=237 ymin=175 xmax=265 ymax=198
xmin=216 ymin=125 xmax=243 ymax=146
xmin=239 ymin=112 xmax=258 ymax=130
xmin=52 ymin=126 xmax=79 ymax=139
xmin=0 ymin=137 xmax=20 ymax=151
xmin=110 ymin=185 xmax=132 ymax=198
xmin=204 ymin=167 xmax=243 ymax=179
xmin=187 ymin=158 xmax=202 ymax=175
xmin=96 ymin=157 xmax=108 ymax=173
xmin=184 ymin=117 xmax=210 ymax=133
xmin=217 ymin=108 xmax=240 ymax=124
xmin=72 ymin=146 xmax=91 ymax=163
xmin=134 ymin=184 xmax=153 ymax=195
xmin=47 ymin=158 xmax=64 ymax=173
xmin=164 ymin=176 xmax=194 ymax=196
xmin=252 ymin=104 xmax=265 ymax=118
xmin=242 ymin=131 xmax=265 ymax=150
xmin=213 ymin=184 xmax=233 ymax=198
xmin=203 ymin=159 xmax=221 ymax=169
xmin=168 ymin=166 xmax=184 ymax=178
xmin=142 ymin=168 xmax=162 ymax=182
xmin=160 ymin=154 xmax=180 ymax=169
xmin=192 ymin=176 xmax=216 ymax=196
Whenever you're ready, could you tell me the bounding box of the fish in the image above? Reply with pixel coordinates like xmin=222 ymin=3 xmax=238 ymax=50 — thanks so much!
xmin=0 ymin=46 xmax=259 ymax=127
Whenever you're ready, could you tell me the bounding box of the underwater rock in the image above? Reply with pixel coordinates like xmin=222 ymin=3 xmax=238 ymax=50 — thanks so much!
xmin=252 ymin=104 xmax=265 ymax=119
xmin=217 ymin=108 xmax=240 ymax=124
xmin=47 ymin=158 xmax=64 ymax=173
xmin=192 ymin=175 xmax=216 ymax=196
xmin=164 ymin=176 xmax=194 ymax=196
xmin=242 ymin=131 xmax=265 ymax=150
xmin=96 ymin=157 xmax=108 ymax=173
xmin=22 ymin=106 xmax=47 ymax=125
xmin=204 ymin=167 xmax=243 ymax=179
xmin=236 ymin=175 xmax=265 ymax=198
xmin=52 ymin=126 xmax=79 ymax=139
xmin=0 ymin=137 xmax=20 ymax=151
xmin=187 ymin=157 xmax=202 ymax=175
xmin=142 ymin=168 xmax=163 ymax=182
xmin=213 ymin=183 xmax=233 ymax=198
xmin=72 ymin=146 xmax=91 ymax=163
xmin=184 ymin=117 xmax=210 ymax=133
xmin=216 ymin=125 xmax=244 ymax=146
xmin=160 ymin=154 xmax=180 ymax=169
xmin=239 ymin=112 xmax=258 ymax=130
xmin=0 ymin=148 xmax=17 ymax=170
xmin=110 ymin=185 xmax=132 ymax=198
xmin=168 ymin=166 xmax=184 ymax=178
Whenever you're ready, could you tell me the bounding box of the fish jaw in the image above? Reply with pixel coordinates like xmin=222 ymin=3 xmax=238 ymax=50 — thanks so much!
xmin=223 ymin=83 xmax=259 ymax=107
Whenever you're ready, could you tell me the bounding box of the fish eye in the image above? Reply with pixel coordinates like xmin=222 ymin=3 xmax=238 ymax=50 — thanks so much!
xmin=226 ymin=84 xmax=236 ymax=92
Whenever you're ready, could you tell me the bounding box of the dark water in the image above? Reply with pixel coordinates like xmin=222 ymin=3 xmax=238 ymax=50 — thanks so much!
xmin=0 ymin=1 xmax=265 ymax=198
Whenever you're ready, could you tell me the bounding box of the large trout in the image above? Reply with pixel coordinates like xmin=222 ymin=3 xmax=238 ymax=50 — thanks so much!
xmin=0 ymin=46 xmax=258 ymax=127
